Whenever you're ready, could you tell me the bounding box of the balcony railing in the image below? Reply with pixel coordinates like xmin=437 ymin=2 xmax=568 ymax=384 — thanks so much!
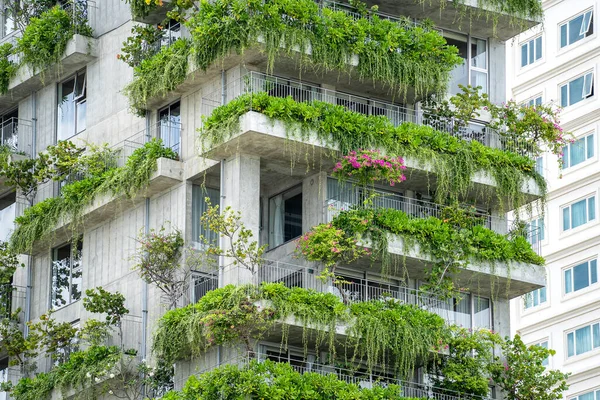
xmin=201 ymin=71 xmax=536 ymax=157
xmin=323 ymin=187 xmax=542 ymax=255
xmin=0 ymin=118 xmax=33 ymax=157
xmin=190 ymin=270 xmax=219 ymax=304
xmin=191 ymin=352 xmax=494 ymax=400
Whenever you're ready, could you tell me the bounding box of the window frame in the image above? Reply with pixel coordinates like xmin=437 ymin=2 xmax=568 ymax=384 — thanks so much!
xmin=563 ymin=257 xmax=598 ymax=295
xmin=268 ymin=184 xmax=303 ymax=250
xmin=57 ymin=69 xmax=87 ymax=142
xmin=566 ymin=321 xmax=600 ymax=359
xmin=523 ymin=286 xmax=547 ymax=310
xmin=561 ymin=194 xmax=597 ymax=232
xmin=50 ymin=240 xmax=83 ymax=310
xmin=569 ymin=388 xmax=600 ymax=400
xmin=560 ymin=71 xmax=595 ymax=108
xmin=563 ymin=132 xmax=595 ymax=170
xmin=520 ymin=35 xmax=543 ymax=68
xmin=559 ymin=9 xmax=594 ymax=49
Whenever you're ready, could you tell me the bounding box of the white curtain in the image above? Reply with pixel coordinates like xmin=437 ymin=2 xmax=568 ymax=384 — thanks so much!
xmin=270 ymin=195 xmax=284 ymax=248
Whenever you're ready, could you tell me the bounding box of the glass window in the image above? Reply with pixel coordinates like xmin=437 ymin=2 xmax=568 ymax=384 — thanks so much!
xmin=527 ymin=96 xmax=543 ymax=107
xmin=560 ymin=10 xmax=594 ymax=48
xmin=470 ymin=37 xmax=488 ymax=93
xmin=269 ymin=185 xmax=302 ymax=249
xmin=565 ymin=259 xmax=598 ymax=294
xmin=521 ymin=36 xmax=543 ymax=67
xmin=191 ymin=185 xmax=220 ymax=245
xmin=563 ymin=133 xmax=595 ymax=168
xmin=0 ymin=192 xmax=16 ymax=241
xmin=473 ymin=296 xmax=491 ymax=329
xmin=535 ymin=156 xmax=544 ymax=176
xmin=445 ymin=35 xmax=468 ymax=94
xmin=560 ymin=72 xmax=594 ymax=107
xmin=567 ymin=322 xmax=600 ymax=357
xmin=562 ymin=195 xmax=596 ymax=231
xmin=571 ymin=391 xmax=600 ymax=400
xmin=524 ymin=287 xmax=547 ymax=309
xmin=51 ymin=241 xmax=82 ymax=309
xmin=57 ymin=70 xmax=86 ymax=141
xmin=2 ymin=3 xmax=15 ymax=37
xmin=158 ymin=101 xmax=181 ymax=155
xmin=535 ymin=341 xmax=549 ymax=367
xmin=527 ymin=217 xmax=545 ymax=245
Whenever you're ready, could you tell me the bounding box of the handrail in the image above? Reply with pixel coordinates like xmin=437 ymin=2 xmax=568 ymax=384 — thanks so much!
xmin=201 ymin=71 xmax=536 ymax=158
xmin=0 ymin=117 xmax=34 ymax=157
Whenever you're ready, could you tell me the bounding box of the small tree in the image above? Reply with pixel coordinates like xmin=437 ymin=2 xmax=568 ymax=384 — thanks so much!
xmin=132 ymin=226 xmax=190 ymax=309
xmin=199 ymin=199 xmax=267 ymax=275
xmin=83 ymin=287 xmax=129 ymax=348
xmin=489 ymin=335 xmax=569 ymax=400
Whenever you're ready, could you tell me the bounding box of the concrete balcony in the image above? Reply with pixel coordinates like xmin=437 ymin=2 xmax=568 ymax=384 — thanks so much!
xmin=0 ymin=35 xmax=98 ymax=110
xmin=201 ymin=110 xmax=543 ymax=209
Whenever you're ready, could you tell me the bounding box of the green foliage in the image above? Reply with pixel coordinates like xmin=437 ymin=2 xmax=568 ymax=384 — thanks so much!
xmin=0 ymin=241 xmax=23 ymax=283
xmin=26 ymin=311 xmax=80 ymax=364
xmin=125 ymin=0 xmax=161 ymax=18
xmin=200 ymin=92 xmax=546 ymax=210
xmin=325 ymin=206 xmax=544 ymax=297
xmin=83 ymin=287 xmax=129 ymax=327
xmin=295 ymin=223 xmax=366 ymax=268
xmin=0 ymin=43 xmax=17 ymax=94
xmin=162 ymin=360 xmax=413 ymax=400
xmin=119 ymin=24 xmax=165 ymax=67
xmin=332 ymin=149 xmax=407 ymax=187
xmin=188 ymin=0 xmax=460 ymax=98
xmin=16 ymin=6 xmax=92 ymax=76
xmin=123 ymin=39 xmax=191 ymax=116
xmin=489 ymin=335 xmax=570 ymax=400
xmin=154 ymin=283 xmax=445 ymax=378
xmin=431 ymin=327 xmax=502 ymax=396
xmin=9 ymin=140 xmax=177 ymax=254
xmin=132 ymin=225 xmax=189 ymax=309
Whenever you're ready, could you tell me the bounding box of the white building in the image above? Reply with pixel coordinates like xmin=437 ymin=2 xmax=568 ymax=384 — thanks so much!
xmin=507 ymin=1 xmax=600 ymax=399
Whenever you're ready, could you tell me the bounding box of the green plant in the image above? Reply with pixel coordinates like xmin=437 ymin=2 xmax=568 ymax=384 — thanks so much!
xmin=119 ymin=25 xmax=165 ymax=68
xmin=26 ymin=310 xmax=80 ymax=364
xmin=0 ymin=43 xmax=17 ymax=94
xmin=489 ymin=335 xmax=570 ymax=400
xmin=9 ymin=140 xmax=178 ymax=254
xmin=200 ymin=92 xmax=546 ymax=211
xmin=431 ymin=327 xmax=502 ymax=396
xmin=162 ymin=359 xmax=410 ymax=400
xmin=16 ymin=6 xmax=92 ymax=76
xmin=132 ymin=225 xmax=189 ymax=309
xmin=123 ymin=38 xmax=190 ymax=116
xmin=83 ymin=287 xmax=129 ymax=327
xmin=125 ymin=0 xmax=161 ymax=18
xmin=332 ymin=149 xmax=407 ymax=187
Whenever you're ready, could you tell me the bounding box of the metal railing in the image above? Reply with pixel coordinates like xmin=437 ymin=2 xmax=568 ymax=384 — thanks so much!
xmin=190 ymin=270 xmax=218 ymax=304
xmin=323 ymin=188 xmax=542 ymax=255
xmin=201 ymin=71 xmax=536 ymax=157
xmin=140 ymin=22 xmax=182 ymax=61
xmin=0 ymin=118 xmax=33 ymax=157
xmin=194 ymin=351 xmax=494 ymax=400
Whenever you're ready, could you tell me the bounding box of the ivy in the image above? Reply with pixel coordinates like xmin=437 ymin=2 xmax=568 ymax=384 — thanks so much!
xmin=153 ymin=283 xmax=446 ymax=378
xmin=200 ymin=92 xmax=546 ymax=210
xmin=123 ymin=38 xmax=191 ymax=116
xmin=162 ymin=360 xmax=412 ymax=400
xmin=9 ymin=140 xmax=178 ymax=254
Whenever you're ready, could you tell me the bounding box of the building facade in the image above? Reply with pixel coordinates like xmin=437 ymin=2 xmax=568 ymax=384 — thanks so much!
xmin=0 ymin=0 xmax=548 ymax=398
xmin=507 ymin=1 xmax=600 ymax=399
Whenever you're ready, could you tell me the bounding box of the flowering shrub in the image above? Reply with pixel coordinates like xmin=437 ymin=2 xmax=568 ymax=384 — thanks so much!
xmin=332 ymin=149 xmax=406 ymax=187
xmin=295 ymin=223 xmax=366 ymax=268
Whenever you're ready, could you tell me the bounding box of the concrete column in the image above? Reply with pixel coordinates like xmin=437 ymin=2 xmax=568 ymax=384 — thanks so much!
xmin=303 ymin=171 xmax=327 ymax=231
xmin=221 ymin=153 xmax=260 ymax=285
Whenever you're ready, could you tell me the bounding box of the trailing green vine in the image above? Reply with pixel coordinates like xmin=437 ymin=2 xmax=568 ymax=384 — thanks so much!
xmin=153 ymin=283 xmax=446 ymax=378
xmin=162 ymin=360 xmax=410 ymax=399
xmin=200 ymin=92 xmax=546 ymax=210
xmin=9 ymin=139 xmax=178 ymax=254
xmin=303 ymin=206 xmax=545 ymax=297
xmin=0 ymin=43 xmax=17 ymax=94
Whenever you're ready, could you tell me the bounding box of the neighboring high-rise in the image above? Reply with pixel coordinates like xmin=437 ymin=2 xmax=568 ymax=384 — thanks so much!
xmin=507 ymin=1 xmax=600 ymax=399
xmin=0 ymin=0 xmax=551 ymax=398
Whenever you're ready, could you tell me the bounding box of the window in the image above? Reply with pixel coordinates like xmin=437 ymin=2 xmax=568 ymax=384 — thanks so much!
xmin=524 ymin=287 xmax=547 ymax=309
xmin=2 ymin=1 xmax=15 ymax=37
xmin=527 ymin=217 xmax=545 ymax=245
xmin=562 ymin=195 xmax=596 ymax=231
xmin=439 ymin=293 xmax=492 ymax=330
xmin=57 ymin=69 xmax=86 ymax=141
xmin=535 ymin=156 xmax=544 ymax=176
xmin=565 ymin=258 xmax=598 ymax=294
xmin=51 ymin=241 xmax=83 ymax=309
xmin=527 ymin=96 xmax=543 ymax=107
xmin=269 ymin=185 xmax=302 ymax=249
xmin=560 ymin=72 xmax=594 ymax=107
xmin=445 ymin=33 xmax=488 ymax=94
xmin=521 ymin=36 xmax=542 ymax=67
xmin=0 ymin=108 xmax=19 ymax=152
xmin=571 ymin=390 xmax=600 ymax=400
xmin=560 ymin=10 xmax=594 ymax=48
xmin=536 ymin=341 xmax=549 ymax=367
xmin=158 ymin=101 xmax=181 ymax=155
xmin=563 ymin=133 xmax=595 ymax=168
xmin=191 ymin=185 xmax=220 ymax=245
xmin=567 ymin=322 xmax=600 ymax=357
xmin=0 ymin=192 xmax=16 ymax=241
